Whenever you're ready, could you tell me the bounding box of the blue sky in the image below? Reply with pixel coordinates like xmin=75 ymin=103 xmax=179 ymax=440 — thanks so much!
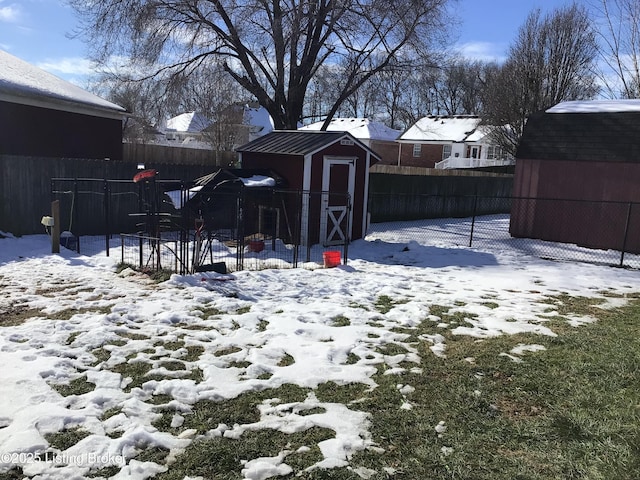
xmin=0 ymin=0 xmax=580 ymax=85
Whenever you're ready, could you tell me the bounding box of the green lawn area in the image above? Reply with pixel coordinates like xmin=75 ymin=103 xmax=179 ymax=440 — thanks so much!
xmin=2 ymin=293 xmax=640 ymax=480
xmin=154 ymin=294 xmax=640 ymax=479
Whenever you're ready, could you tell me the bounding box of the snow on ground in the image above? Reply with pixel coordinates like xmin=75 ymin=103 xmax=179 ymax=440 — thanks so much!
xmin=1 ymin=219 xmax=639 ymax=479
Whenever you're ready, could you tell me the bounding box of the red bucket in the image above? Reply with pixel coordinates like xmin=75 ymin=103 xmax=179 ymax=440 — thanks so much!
xmin=323 ymin=250 xmax=341 ymax=268
xmin=248 ymin=240 xmax=265 ymax=253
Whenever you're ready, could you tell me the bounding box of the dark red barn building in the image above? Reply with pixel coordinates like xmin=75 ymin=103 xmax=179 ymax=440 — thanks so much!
xmin=511 ymin=100 xmax=640 ymax=253
xmin=238 ymin=130 xmax=380 ymax=246
xmin=0 ymin=49 xmax=126 ymax=235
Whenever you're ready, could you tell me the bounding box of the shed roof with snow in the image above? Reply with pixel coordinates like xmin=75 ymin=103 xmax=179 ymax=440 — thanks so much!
xmin=517 ymin=100 xmax=640 ymax=162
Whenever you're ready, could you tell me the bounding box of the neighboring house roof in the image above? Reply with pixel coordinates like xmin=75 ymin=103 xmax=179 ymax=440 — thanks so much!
xmin=0 ymin=49 xmax=125 ymax=119
xmin=518 ymin=101 xmax=640 ymax=162
xmin=399 ymin=115 xmax=481 ymax=142
xmin=243 ymin=106 xmax=274 ymax=136
xmin=299 ymin=118 xmax=401 ymax=142
xmin=165 ymin=112 xmax=213 ymax=132
xmin=237 ymin=130 xmax=381 ymax=161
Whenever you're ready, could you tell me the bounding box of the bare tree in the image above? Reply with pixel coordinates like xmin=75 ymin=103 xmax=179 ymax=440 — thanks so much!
xmin=68 ymin=0 xmax=453 ymax=130
xmin=431 ymin=59 xmax=485 ymax=115
xmin=481 ymin=4 xmax=599 ymax=155
xmin=593 ymin=0 xmax=640 ymax=98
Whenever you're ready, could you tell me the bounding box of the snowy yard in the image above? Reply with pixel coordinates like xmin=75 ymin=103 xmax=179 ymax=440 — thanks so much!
xmin=1 ymin=218 xmax=640 ymax=479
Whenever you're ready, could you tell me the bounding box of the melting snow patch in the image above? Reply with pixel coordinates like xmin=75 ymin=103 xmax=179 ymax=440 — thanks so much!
xmin=500 ymin=343 xmax=547 ymax=363
xmin=241 ymin=452 xmax=292 ymax=480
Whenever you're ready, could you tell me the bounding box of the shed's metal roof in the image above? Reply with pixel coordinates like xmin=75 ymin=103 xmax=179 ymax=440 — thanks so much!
xmin=237 ymin=130 xmax=380 ymax=159
xmin=517 ymin=111 xmax=640 ymax=162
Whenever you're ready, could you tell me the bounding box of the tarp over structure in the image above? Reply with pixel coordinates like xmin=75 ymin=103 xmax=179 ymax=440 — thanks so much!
xmin=166 ymin=167 xmax=287 ymax=234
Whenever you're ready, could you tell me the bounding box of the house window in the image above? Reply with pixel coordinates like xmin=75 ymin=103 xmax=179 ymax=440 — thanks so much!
xmin=487 ymin=145 xmax=504 ymax=159
xmin=412 ymin=144 xmax=421 ymax=157
xmin=442 ymin=144 xmax=452 ymax=160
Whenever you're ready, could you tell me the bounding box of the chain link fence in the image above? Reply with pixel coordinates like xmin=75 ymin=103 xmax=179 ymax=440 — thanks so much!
xmin=367 ymin=194 xmax=640 ymax=269
xmin=50 ymin=179 xmax=640 ymax=271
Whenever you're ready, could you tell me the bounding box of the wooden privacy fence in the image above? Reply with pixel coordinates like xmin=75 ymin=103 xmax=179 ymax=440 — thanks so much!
xmin=367 ymin=172 xmax=514 ymax=222
xmin=1 ymin=153 xmax=513 ymax=236
xmin=0 ymin=155 xmax=223 ymax=235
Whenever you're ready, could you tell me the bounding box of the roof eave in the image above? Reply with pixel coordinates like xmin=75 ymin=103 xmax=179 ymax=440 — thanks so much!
xmin=0 ymin=90 xmax=127 ymax=120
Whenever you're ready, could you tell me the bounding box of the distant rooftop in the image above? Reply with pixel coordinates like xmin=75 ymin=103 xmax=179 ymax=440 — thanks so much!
xmin=165 ymin=112 xmax=213 ymax=132
xmin=299 ymin=118 xmax=401 ymax=142
xmin=0 ymin=49 xmax=125 ymax=118
xmin=399 ymin=116 xmax=481 ymax=142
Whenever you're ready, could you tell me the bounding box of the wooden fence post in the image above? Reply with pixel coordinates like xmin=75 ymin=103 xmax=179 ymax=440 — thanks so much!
xmin=51 ymin=200 xmax=60 ymax=253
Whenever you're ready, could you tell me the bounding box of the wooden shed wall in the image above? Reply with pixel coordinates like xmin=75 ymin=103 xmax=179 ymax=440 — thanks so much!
xmin=511 ymin=158 xmax=640 ymax=253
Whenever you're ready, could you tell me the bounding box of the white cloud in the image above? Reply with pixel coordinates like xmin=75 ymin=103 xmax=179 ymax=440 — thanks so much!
xmin=456 ymin=41 xmax=506 ymax=63
xmin=0 ymin=3 xmax=21 ymax=23
xmin=36 ymin=57 xmax=98 ymax=76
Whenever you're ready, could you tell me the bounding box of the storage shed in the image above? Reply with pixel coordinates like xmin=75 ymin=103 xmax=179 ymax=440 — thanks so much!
xmin=511 ymin=100 xmax=640 ymax=253
xmin=238 ymin=130 xmax=380 ymax=245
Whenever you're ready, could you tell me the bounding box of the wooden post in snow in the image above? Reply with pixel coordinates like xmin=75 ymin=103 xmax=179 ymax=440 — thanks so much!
xmin=51 ymin=200 xmax=60 ymax=254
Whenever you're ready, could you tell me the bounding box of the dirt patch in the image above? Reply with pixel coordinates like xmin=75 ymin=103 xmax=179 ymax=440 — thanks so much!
xmin=0 ymin=304 xmax=44 ymax=326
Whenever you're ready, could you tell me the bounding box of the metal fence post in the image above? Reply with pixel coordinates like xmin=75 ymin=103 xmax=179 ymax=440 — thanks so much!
xmin=104 ymin=179 xmax=110 ymax=257
xmin=620 ymin=202 xmax=633 ymax=267
xmin=469 ymin=193 xmax=478 ymax=248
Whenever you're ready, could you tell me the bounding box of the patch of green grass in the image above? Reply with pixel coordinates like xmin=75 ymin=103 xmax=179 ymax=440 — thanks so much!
xmin=345 ymin=352 xmax=359 ymax=365
xmin=315 ymin=382 xmax=368 ymax=404
xmin=112 ymin=360 xmax=162 ymax=392
xmin=480 ymin=301 xmax=499 ymax=309
xmin=156 ymin=427 xmax=335 ymax=480
xmin=229 ymin=360 xmax=252 ymax=369
xmin=160 ymin=360 xmax=186 ymax=371
xmin=183 ymin=345 xmax=205 ymax=361
xmin=277 ymin=353 xmax=295 ymax=367
xmin=197 ymin=304 xmax=225 ymax=317
xmin=331 ymin=315 xmax=351 ymax=327
xmin=100 ymin=407 xmax=123 ymax=421
xmin=149 ymin=269 xmax=173 ymax=283
xmin=0 ymin=467 xmax=24 ymax=480
xmin=156 ymin=339 xmax=186 ymax=351
xmin=135 ymin=446 xmax=170 ymax=464
xmin=86 ymin=465 xmax=121 ymax=478
xmin=154 ymin=384 xmax=313 ymax=436
xmin=214 ymin=346 xmax=243 ymax=357
xmin=0 ymin=305 xmax=43 ymax=326
xmin=257 ymin=319 xmax=269 ymax=331
xmin=374 ymin=294 xmax=408 ymax=314
xmin=115 ymin=263 xmax=136 ymax=274
xmin=236 ymin=306 xmax=251 ymax=314
xmin=44 ymin=427 xmax=90 ymax=451
xmin=65 ymin=331 xmax=81 ymax=345
xmin=51 ymin=375 xmax=95 ymax=397
xmin=118 ymin=331 xmax=148 ymax=341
